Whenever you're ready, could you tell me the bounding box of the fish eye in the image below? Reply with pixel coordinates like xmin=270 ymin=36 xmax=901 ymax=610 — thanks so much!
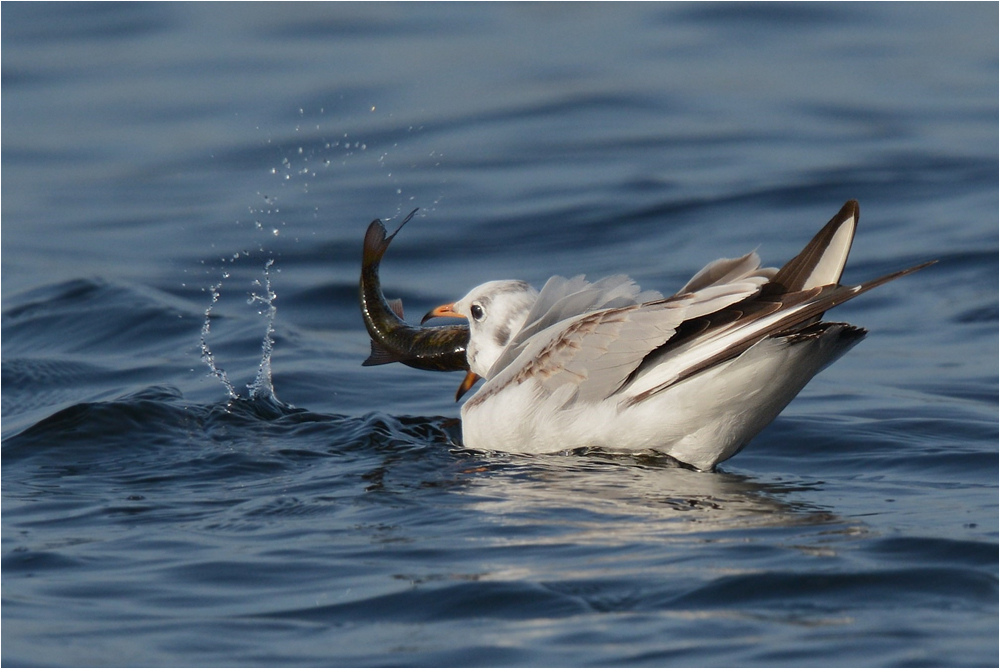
xmin=470 ymin=304 xmax=484 ymax=321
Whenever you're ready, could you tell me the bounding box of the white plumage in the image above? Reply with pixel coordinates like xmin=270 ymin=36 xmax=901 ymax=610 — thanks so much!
xmin=423 ymin=201 xmax=931 ymax=471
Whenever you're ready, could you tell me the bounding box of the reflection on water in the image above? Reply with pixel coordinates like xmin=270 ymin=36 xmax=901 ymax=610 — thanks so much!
xmin=452 ymin=449 xmax=847 ymax=542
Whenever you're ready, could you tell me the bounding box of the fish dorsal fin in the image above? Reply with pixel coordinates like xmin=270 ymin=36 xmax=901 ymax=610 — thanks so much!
xmin=362 ymin=339 xmax=405 ymax=366
xmin=771 ymin=200 xmax=858 ymax=292
xmin=387 ymin=298 xmax=405 ymax=320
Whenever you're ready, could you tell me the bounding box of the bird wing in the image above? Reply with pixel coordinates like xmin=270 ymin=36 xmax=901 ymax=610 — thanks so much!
xmin=488 ymin=274 xmax=663 ymax=376
xmin=677 ymin=251 xmax=777 ymax=293
xmin=468 ymin=197 xmax=931 ymax=411
xmin=488 ymin=250 xmax=777 ymax=378
xmin=470 ymin=278 xmax=767 ymax=409
xmin=621 ymin=262 xmax=932 ymax=406
xmin=673 ymin=200 xmax=859 ymax=297
xmin=770 ymin=199 xmax=858 ymax=291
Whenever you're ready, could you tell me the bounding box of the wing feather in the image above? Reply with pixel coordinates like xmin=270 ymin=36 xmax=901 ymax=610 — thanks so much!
xmin=622 ymin=260 xmax=934 ymax=405
xmin=770 ymin=200 xmax=857 ymax=291
xmin=488 ymin=274 xmax=663 ymax=376
xmin=470 ymin=278 xmax=766 ymax=409
xmin=678 ymin=251 xmax=776 ymax=294
xmin=463 ymin=200 xmax=932 ymax=418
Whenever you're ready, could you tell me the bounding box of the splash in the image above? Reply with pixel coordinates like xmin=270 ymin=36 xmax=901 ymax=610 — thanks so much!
xmin=247 ymin=258 xmax=277 ymax=401
xmin=199 ymin=258 xmax=280 ymax=405
xmin=200 ymin=273 xmax=239 ymax=400
xmin=197 ymin=108 xmax=437 ymax=405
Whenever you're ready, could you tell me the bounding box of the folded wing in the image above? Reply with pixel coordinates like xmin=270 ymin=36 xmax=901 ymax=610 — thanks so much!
xmin=472 ymin=273 xmax=772 ymax=408
xmin=471 ymin=199 xmax=932 ymax=412
xmin=487 ymin=273 xmax=663 ymax=377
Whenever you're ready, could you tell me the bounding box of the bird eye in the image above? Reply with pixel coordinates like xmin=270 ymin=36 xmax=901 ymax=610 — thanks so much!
xmin=470 ymin=304 xmax=484 ymax=321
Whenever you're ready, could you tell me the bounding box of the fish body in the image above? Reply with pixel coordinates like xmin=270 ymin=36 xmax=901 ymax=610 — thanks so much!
xmin=359 ymin=213 xmax=470 ymax=372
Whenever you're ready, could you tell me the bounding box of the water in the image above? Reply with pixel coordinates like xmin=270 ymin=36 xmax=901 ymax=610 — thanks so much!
xmin=2 ymin=3 xmax=997 ymax=666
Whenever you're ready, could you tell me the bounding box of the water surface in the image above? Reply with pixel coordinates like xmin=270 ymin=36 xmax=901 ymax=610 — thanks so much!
xmin=2 ymin=3 xmax=997 ymax=666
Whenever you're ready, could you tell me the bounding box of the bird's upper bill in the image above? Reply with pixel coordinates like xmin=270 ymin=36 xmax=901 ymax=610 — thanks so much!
xmin=421 ymin=303 xmax=465 ymax=324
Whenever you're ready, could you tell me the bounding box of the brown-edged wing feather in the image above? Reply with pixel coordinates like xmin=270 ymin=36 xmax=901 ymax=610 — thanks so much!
xmin=622 ymin=260 xmax=935 ymax=406
xmin=770 ymin=200 xmax=858 ymax=292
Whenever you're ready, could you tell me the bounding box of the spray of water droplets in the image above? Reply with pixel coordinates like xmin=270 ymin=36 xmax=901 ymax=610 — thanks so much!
xmin=200 ymin=272 xmax=238 ymax=399
xmin=198 ymin=107 xmax=443 ymax=404
xmin=199 ymin=258 xmax=280 ymax=403
xmin=247 ymin=258 xmax=277 ymax=401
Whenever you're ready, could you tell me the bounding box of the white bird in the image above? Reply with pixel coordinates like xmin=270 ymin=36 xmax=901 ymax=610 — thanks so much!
xmin=422 ymin=201 xmax=932 ymax=471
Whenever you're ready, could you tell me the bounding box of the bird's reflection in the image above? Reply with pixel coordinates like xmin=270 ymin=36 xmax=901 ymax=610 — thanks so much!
xmin=448 ymin=447 xmax=844 ymax=542
xmin=353 ymin=414 xmax=863 ymax=556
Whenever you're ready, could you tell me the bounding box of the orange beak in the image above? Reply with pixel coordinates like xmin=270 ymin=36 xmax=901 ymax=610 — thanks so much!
xmin=455 ymin=370 xmax=480 ymax=402
xmin=421 ymin=303 xmax=465 ymax=324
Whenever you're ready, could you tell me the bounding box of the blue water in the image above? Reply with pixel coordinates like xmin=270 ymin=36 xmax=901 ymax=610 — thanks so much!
xmin=2 ymin=3 xmax=997 ymax=666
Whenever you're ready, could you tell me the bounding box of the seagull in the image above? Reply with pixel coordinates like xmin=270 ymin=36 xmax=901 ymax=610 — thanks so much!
xmin=421 ymin=201 xmax=933 ymax=471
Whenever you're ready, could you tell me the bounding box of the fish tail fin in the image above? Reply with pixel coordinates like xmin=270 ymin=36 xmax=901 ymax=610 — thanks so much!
xmin=363 ymin=219 xmax=391 ymax=267
xmin=771 ymin=200 xmax=858 ymax=292
xmin=362 ymin=209 xmax=420 ymax=267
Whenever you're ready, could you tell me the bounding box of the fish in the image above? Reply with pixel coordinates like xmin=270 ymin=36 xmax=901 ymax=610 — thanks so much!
xmin=359 ymin=210 xmax=471 ymax=375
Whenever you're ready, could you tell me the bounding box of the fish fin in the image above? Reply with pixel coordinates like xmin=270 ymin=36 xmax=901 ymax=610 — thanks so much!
xmin=362 ymin=209 xmax=420 ymax=266
xmin=362 ymin=339 xmax=406 ymax=366
xmin=387 ymin=298 xmax=405 ymax=320
xmin=363 ymin=219 xmax=391 ymax=266
xmin=771 ymin=200 xmax=858 ymax=292
xmin=388 ymin=208 xmax=420 ymax=241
